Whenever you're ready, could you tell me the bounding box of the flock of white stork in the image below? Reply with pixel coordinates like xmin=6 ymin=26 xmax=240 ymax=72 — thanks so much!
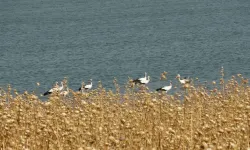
xmin=43 ymin=73 xmax=191 ymax=96
xmin=43 ymin=79 xmax=93 ymax=96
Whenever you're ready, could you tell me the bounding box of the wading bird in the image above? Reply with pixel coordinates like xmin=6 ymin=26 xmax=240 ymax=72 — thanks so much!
xmin=43 ymin=81 xmax=64 ymax=96
xmin=176 ymin=74 xmax=191 ymax=84
xmin=156 ymin=81 xmax=172 ymax=93
xmin=133 ymin=72 xmax=150 ymax=84
xmin=79 ymin=79 xmax=92 ymax=92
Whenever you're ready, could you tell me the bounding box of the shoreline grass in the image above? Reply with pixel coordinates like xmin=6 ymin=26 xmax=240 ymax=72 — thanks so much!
xmin=0 ymin=74 xmax=250 ymax=150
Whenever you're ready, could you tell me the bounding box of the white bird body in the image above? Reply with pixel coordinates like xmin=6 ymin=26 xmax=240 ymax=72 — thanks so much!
xmin=179 ymin=79 xmax=186 ymax=84
xmin=133 ymin=72 xmax=150 ymax=84
xmin=79 ymin=79 xmax=93 ymax=92
xmin=43 ymin=82 xmax=64 ymax=96
xmin=140 ymin=76 xmax=150 ymax=84
xmin=156 ymin=82 xmax=172 ymax=93
xmin=176 ymin=74 xmax=191 ymax=84
xmin=84 ymin=82 xmax=92 ymax=90
xmin=162 ymin=85 xmax=172 ymax=91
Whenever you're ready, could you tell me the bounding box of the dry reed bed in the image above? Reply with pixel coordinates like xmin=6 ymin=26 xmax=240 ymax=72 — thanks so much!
xmin=0 ymin=76 xmax=250 ymax=150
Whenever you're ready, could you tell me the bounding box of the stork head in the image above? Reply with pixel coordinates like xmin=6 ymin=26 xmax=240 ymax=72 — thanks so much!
xmin=176 ymin=74 xmax=181 ymax=79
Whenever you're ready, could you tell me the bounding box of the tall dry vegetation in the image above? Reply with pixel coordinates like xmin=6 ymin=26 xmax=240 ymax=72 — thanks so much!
xmin=0 ymin=74 xmax=250 ymax=150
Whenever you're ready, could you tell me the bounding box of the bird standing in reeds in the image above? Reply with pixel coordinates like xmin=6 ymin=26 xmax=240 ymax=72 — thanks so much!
xmin=132 ymin=72 xmax=150 ymax=85
xmin=176 ymin=74 xmax=191 ymax=84
xmin=79 ymin=79 xmax=92 ymax=92
xmin=43 ymin=81 xmax=64 ymax=96
xmin=156 ymin=81 xmax=172 ymax=93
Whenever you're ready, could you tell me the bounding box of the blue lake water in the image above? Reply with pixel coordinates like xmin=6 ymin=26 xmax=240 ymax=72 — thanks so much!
xmin=0 ymin=0 xmax=250 ymax=93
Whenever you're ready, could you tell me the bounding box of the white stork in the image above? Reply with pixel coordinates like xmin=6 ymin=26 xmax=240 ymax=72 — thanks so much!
xmin=133 ymin=72 xmax=150 ymax=84
xmin=43 ymin=81 xmax=64 ymax=96
xmin=156 ymin=81 xmax=172 ymax=93
xmin=79 ymin=79 xmax=93 ymax=92
xmin=176 ymin=74 xmax=191 ymax=84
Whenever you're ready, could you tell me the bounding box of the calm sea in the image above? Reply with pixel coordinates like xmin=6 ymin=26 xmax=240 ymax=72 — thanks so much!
xmin=0 ymin=0 xmax=250 ymax=93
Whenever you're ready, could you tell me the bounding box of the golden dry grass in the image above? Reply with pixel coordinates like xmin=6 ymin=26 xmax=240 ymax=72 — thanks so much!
xmin=0 ymin=75 xmax=250 ymax=150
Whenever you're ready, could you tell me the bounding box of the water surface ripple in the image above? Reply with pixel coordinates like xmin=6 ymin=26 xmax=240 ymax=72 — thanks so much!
xmin=0 ymin=0 xmax=250 ymax=92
